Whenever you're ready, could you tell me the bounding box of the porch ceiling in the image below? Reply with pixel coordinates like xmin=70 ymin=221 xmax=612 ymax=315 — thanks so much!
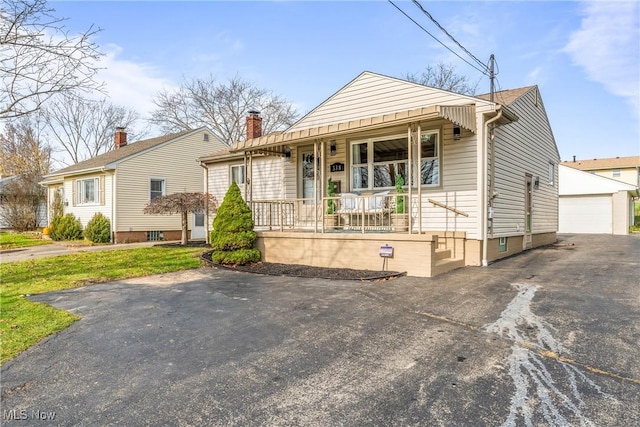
xmin=232 ymin=104 xmax=477 ymax=153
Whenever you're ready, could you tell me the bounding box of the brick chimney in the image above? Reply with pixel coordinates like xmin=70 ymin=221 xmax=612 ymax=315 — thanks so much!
xmin=246 ymin=110 xmax=262 ymax=140
xmin=115 ymin=127 xmax=127 ymax=149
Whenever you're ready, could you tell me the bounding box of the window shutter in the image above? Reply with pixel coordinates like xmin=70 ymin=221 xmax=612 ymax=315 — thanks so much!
xmin=72 ymin=180 xmax=77 ymax=206
xmin=100 ymin=176 xmax=106 ymax=205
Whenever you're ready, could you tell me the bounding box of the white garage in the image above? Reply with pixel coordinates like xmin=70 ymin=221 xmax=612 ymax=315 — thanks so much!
xmin=559 ymin=195 xmax=612 ymax=234
xmin=559 ymin=165 xmax=638 ymax=235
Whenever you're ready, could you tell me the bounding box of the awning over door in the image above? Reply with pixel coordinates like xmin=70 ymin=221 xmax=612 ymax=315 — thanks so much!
xmin=232 ymin=105 xmax=478 ymax=153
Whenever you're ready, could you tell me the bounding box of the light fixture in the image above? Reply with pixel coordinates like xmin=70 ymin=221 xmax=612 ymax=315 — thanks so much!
xmin=534 ymin=176 xmax=540 ymax=189
xmin=453 ymin=125 xmax=461 ymax=140
xmin=284 ymin=146 xmax=291 ymax=162
xmin=330 ymin=140 xmax=337 ymax=156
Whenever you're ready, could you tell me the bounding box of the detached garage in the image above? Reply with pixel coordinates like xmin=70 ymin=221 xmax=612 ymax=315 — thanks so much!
xmin=559 ymin=165 xmax=638 ymax=235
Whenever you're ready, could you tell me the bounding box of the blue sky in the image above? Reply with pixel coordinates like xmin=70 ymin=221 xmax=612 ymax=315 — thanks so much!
xmin=51 ymin=0 xmax=639 ymax=161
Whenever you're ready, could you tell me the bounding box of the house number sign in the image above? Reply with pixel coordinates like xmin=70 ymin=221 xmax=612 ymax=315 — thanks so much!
xmin=330 ymin=162 xmax=345 ymax=172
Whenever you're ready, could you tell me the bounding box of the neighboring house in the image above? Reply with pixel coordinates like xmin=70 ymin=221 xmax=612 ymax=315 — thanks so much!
xmin=200 ymin=71 xmax=560 ymax=277
xmin=41 ymin=127 xmax=227 ymax=243
xmin=559 ymin=165 xmax=638 ymax=235
xmin=561 ymin=156 xmax=640 ymax=188
xmin=0 ymin=175 xmax=47 ymax=229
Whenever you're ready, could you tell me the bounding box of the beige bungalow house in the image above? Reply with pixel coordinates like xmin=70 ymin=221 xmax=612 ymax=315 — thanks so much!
xmin=199 ymin=71 xmax=560 ymax=277
xmin=42 ymin=127 xmax=226 ymax=243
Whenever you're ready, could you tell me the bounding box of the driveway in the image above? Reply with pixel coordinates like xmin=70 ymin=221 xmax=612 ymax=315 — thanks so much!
xmin=1 ymin=234 xmax=639 ymax=426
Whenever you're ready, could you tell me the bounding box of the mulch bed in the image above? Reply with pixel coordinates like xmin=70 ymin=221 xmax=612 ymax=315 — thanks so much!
xmin=200 ymin=250 xmax=404 ymax=281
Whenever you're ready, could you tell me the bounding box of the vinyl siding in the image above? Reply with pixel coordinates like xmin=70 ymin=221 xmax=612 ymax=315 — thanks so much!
xmin=290 ymin=72 xmax=489 ymax=131
xmin=116 ymin=130 xmax=225 ymax=232
xmin=491 ymin=88 xmax=560 ymax=236
xmin=62 ymin=172 xmax=114 ymax=228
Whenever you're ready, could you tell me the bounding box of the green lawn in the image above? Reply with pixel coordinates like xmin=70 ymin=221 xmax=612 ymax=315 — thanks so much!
xmin=0 ymin=246 xmax=204 ymax=364
xmin=0 ymin=232 xmax=53 ymax=250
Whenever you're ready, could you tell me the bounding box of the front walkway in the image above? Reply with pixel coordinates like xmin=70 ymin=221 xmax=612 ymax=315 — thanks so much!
xmin=0 ymin=240 xmax=181 ymax=263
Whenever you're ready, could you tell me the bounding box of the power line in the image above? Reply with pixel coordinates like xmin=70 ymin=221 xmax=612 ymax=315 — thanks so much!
xmin=387 ymin=0 xmax=489 ymax=76
xmin=411 ymin=0 xmax=487 ymax=72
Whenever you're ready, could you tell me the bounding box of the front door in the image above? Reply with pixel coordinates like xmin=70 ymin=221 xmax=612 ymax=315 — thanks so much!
xmin=191 ymin=211 xmax=205 ymax=240
xmin=301 ymin=148 xmax=318 ymax=204
xmin=524 ymin=175 xmax=533 ymax=250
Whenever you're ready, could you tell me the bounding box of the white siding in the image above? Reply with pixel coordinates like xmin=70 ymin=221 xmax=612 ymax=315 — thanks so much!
xmin=491 ymin=87 xmax=560 ymax=237
xmin=290 ymin=72 xmax=490 ymax=131
xmin=116 ymin=130 xmax=225 ymax=232
xmin=62 ymin=172 xmax=114 ymax=229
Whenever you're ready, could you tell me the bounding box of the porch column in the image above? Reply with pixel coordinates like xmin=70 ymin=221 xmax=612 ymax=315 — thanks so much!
xmin=320 ymin=139 xmax=326 ymax=233
xmin=417 ymin=123 xmax=422 ymax=234
xmin=313 ymin=141 xmax=318 ymax=233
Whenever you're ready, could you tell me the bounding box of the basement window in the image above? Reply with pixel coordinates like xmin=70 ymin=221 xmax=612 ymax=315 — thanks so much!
xmin=147 ymin=231 xmax=164 ymax=241
xmin=498 ymin=237 xmax=507 ymax=253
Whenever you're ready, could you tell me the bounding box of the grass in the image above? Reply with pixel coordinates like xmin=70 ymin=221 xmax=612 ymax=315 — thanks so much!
xmin=0 ymin=246 xmax=204 ymax=364
xmin=0 ymin=232 xmax=53 ymax=250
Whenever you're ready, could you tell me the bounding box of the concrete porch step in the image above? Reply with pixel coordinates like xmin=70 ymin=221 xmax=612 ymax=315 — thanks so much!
xmin=433 ymin=257 xmax=465 ymax=276
xmin=435 ymin=248 xmax=452 ymax=261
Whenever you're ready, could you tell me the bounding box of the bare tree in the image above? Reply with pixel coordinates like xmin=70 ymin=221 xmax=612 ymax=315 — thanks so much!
xmin=0 ymin=0 xmax=103 ymax=119
xmin=143 ymin=192 xmax=217 ymax=246
xmin=150 ymin=75 xmax=299 ymax=144
xmin=44 ymin=95 xmax=142 ymax=164
xmin=0 ymin=117 xmax=51 ymax=230
xmin=0 ymin=116 xmax=51 ymax=176
xmin=405 ymin=62 xmax=479 ymax=95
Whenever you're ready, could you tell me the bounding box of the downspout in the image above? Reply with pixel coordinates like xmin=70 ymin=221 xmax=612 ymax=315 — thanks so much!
xmin=482 ymin=109 xmax=503 ymax=267
xmin=199 ymin=161 xmax=210 ymax=244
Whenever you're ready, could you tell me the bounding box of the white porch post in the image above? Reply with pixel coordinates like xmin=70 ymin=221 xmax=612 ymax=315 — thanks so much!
xmin=320 ymin=139 xmax=326 ymax=233
xmin=417 ymin=123 xmax=422 ymax=234
xmin=407 ymin=125 xmax=412 ymax=233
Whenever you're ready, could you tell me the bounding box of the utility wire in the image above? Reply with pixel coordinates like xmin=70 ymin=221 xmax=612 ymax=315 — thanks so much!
xmin=387 ymin=0 xmax=489 ymax=76
xmin=411 ymin=0 xmax=488 ymax=72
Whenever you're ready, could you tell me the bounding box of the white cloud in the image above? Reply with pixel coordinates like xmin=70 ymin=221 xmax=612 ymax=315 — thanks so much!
xmin=564 ymin=1 xmax=640 ymax=113
xmin=95 ymin=44 xmax=175 ymax=119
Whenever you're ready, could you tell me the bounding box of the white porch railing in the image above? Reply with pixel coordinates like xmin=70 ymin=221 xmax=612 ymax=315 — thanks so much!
xmin=250 ymin=193 xmax=411 ymax=233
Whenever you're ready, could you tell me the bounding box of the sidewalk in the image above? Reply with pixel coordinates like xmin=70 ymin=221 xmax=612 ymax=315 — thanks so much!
xmin=0 ymin=240 xmax=181 ymax=263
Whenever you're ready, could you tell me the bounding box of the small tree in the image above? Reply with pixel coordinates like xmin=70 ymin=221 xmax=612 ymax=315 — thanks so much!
xmin=210 ymin=182 xmax=260 ymax=265
xmin=0 ymin=175 xmax=45 ymax=231
xmin=49 ymin=213 xmax=82 ymax=241
xmin=143 ymin=192 xmax=216 ymax=245
xmin=84 ymin=212 xmax=111 ymax=244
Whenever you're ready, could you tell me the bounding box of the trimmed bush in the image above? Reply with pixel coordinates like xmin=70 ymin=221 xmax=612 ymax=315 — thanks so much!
xmin=49 ymin=214 xmax=83 ymax=241
xmin=210 ymin=182 xmax=261 ymax=265
xmin=84 ymin=212 xmax=111 ymax=243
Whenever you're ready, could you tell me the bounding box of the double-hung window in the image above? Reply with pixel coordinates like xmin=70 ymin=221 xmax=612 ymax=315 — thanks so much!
xmin=350 ymin=130 xmax=439 ymax=191
xmin=76 ymin=177 xmax=99 ymax=205
xmin=420 ymin=131 xmax=439 ymax=185
xmin=230 ymin=165 xmax=245 ymax=184
xmin=150 ymin=178 xmax=165 ymax=200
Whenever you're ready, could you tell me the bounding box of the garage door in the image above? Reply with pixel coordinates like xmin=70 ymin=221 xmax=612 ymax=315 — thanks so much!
xmin=559 ymin=195 xmax=612 ymax=234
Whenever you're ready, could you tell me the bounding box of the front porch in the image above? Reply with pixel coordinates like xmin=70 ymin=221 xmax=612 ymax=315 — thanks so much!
xmin=248 ymin=193 xmax=469 ymax=277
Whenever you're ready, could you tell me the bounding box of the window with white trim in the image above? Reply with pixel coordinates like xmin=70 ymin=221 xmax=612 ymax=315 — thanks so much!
xmin=76 ymin=178 xmax=99 ymax=205
xmin=548 ymin=162 xmax=555 ymax=185
xmin=612 ymin=169 xmax=621 ymax=178
xmin=150 ymin=178 xmax=165 ymax=200
xmin=420 ymin=131 xmax=439 ymax=185
xmin=231 ymin=165 xmax=245 ymax=184
xmin=350 ymin=130 xmax=439 ymax=191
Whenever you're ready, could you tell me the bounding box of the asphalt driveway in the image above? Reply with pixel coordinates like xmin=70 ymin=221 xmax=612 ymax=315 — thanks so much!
xmin=1 ymin=234 xmax=639 ymax=426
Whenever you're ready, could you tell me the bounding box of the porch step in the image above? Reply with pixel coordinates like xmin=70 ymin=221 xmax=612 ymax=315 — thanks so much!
xmin=435 ymin=248 xmax=452 ymax=261
xmin=433 ymin=258 xmax=465 ymax=276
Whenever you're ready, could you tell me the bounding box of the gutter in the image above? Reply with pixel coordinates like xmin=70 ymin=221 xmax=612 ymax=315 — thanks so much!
xmin=199 ymin=161 xmax=210 ymax=244
xmin=482 ymin=109 xmax=504 ymax=267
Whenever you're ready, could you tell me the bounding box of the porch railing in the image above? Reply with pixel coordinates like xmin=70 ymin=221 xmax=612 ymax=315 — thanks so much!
xmin=250 ymin=193 xmax=410 ymax=233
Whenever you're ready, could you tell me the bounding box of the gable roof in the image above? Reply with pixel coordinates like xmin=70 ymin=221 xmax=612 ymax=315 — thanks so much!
xmin=287 ymin=71 xmax=496 ymax=133
xmin=561 ymin=156 xmax=640 ymax=171
xmin=476 ymin=86 xmax=535 ymax=106
xmin=44 ymin=128 xmax=204 ymax=178
xmin=559 ymin=164 xmax=638 ymax=196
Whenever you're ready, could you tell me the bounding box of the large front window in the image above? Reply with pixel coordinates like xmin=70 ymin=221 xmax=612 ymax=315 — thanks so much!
xmin=351 ymin=131 xmax=439 ymax=190
xmin=76 ymin=178 xmax=99 ymax=205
